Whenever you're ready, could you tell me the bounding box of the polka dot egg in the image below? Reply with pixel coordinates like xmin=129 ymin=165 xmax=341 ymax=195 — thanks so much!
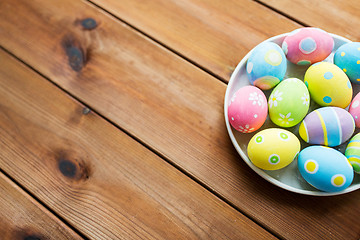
xmin=298 ymin=146 xmax=354 ymax=192
xmin=247 ymin=128 xmax=300 ymax=170
xmin=304 ymin=62 xmax=352 ymax=108
xmin=349 ymin=92 xmax=360 ymax=128
xmin=282 ymin=27 xmax=334 ymax=65
xmin=228 ymin=86 xmax=267 ymax=133
xmin=334 ymin=42 xmax=360 ymax=84
xmin=299 ymin=107 xmax=355 ymax=147
xmin=345 ymin=133 xmax=360 ymax=174
xmin=246 ymin=42 xmax=287 ymax=90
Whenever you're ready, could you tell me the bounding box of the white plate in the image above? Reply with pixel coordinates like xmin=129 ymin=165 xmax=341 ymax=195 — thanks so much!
xmin=224 ymin=32 xmax=360 ymax=196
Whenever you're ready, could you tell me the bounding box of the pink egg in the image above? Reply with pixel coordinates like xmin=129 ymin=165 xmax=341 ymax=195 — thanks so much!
xmin=282 ymin=28 xmax=334 ymax=65
xmin=349 ymin=92 xmax=360 ymax=128
xmin=228 ymin=86 xmax=268 ymax=133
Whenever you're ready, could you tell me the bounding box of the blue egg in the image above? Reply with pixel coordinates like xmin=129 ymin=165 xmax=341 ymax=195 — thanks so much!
xmin=246 ymin=42 xmax=287 ymax=90
xmin=334 ymin=42 xmax=360 ymax=84
xmin=298 ymin=146 xmax=354 ymax=192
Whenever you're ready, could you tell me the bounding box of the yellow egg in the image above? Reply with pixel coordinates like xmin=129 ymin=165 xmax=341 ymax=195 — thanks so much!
xmin=247 ymin=128 xmax=300 ymax=170
xmin=304 ymin=62 xmax=352 ymax=108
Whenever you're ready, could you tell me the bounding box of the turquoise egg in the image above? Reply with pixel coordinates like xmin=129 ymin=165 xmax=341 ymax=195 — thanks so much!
xmin=334 ymin=42 xmax=360 ymax=84
xmin=298 ymin=146 xmax=354 ymax=192
xmin=246 ymin=42 xmax=287 ymax=90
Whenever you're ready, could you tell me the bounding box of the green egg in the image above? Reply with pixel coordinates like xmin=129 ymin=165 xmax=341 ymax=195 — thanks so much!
xmin=345 ymin=133 xmax=360 ymax=174
xmin=268 ymin=78 xmax=310 ymax=127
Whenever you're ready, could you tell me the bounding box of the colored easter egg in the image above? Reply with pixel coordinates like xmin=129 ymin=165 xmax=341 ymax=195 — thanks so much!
xmin=349 ymin=92 xmax=360 ymax=128
xmin=334 ymin=42 xmax=360 ymax=84
xmin=282 ymin=27 xmax=334 ymax=65
xmin=345 ymin=133 xmax=360 ymax=174
xmin=298 ymin=146 xmax=354 ymax=192
xmin=299 ymin=107 xmax=355 ymax=147
xmin=246 ymin=42 xmax=287 ymax=90
xmin=247 ymin=128 xmax=300 ymax=170
xmin=228 ymin=86 xmax=267 ymax=133
xmin=268 ymin=78 xmax=310 ymax=127
xmin=304 ymin=62 xmax=352 ymax=108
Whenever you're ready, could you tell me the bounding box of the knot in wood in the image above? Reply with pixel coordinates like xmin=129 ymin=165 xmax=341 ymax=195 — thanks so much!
xmin=56 ymin=149 xmax=91 ymax=182
xmin=81 ymin=18 xmax=97 ymax=30
xmin=61 ymin=35 xmax=87 ymax=72
xmin=59 ymin=159 xmax=77 ymax=178
xmin=24 ymin=235 xmax=42 ymax=240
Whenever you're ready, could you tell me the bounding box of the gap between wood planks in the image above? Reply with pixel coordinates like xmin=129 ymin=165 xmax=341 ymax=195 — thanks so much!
xmin=86 ymin=0 xmax=227 ymax=84
xmin=253 ymin=0 xmax=310 ymax=27
xmin=0 ymin=168 xmax=89 ymax=240
xmin=0 ymin=1 xmax=308 ymax=237
xmin=85 ymin=0 xmax=308 ymax=85
xmin=0 ymin=0 xmax=311 ymax=237
xmin=0 ymin=44 xmax=281 ymax=239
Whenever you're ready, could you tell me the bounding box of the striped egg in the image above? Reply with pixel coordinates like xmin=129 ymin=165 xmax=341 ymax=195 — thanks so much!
xmin=299 ymin=107 xmax=355 ymax=147
xmin=345 ymin=133 xmax=360 ymax=174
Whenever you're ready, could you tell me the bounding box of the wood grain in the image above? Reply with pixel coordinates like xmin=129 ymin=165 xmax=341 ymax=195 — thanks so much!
xmin=259 ymin=0 xmax=360 ymax=41
xmin=0 ymin=49 xmax=275 ymax=239
xmin=0 ymin=0 xmax=360 ymax=239
xmin=0 ymin=172 xmax=82 ymax=240
xmin=90 ymin=0 xmax=300 ymax=81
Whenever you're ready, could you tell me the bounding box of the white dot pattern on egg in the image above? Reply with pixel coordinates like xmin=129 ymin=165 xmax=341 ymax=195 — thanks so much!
xmin=228 ymin=86 xmax=268 ymax=133
xmin=268 ymin=78 xmax=309 ymax=128
xmin=246 ymin=42 xmax=287 ymax=90
xmin=298 ymin=146 xmax=354 ymax=192
xmin=268 ymin=154 xmax=280 ymax=165
xmin=247 ymin=128 xmax=300 ymax=170
xmin=352 ymin=100 xmax=359 ymax=108
xmin=304 ymin=159 xmax=319 ymax=174
xmin=282 ymin=27 xmax=334 ymax=65
xmin=299 ymin=37 xmax=317 ymax=54
xmin=349 ymin=92 xmax=360 ymax=128
xmin=331 ymin=174 xmax=346 ymax=187
xmin=265 ymin=50 xmax=282 ymax=66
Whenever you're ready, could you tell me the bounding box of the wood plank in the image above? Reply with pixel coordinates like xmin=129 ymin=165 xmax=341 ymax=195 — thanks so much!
xmin=105 ymin=0 xmax=300 ymax=81
xmin=0 ymin=0 xmax=359 ymax=239
xmin=0 ymin=172 xmax=83 ymax=240
xmin=87 ymin=0 xmax=300 ymax=81
xmin=0 ymin=50 xmax=275 ymax=239
xmin=259 ymin=0 xmax=360 ymax=41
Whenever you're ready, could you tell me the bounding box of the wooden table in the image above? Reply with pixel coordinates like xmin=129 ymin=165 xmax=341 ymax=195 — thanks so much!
xmin=1 ymin=1 xmax=359 ymax=239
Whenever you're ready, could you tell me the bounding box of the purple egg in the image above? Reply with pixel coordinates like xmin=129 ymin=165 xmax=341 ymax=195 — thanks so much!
xmin=299 ymin=107 xmax=355 ymax=147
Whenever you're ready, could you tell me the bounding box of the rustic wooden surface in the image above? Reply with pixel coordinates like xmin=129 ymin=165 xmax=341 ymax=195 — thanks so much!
xmin=90 ymin=0 xmax=300 ymax=81
xmin=0 ymin=49 xmax=274 ymax=239
xmin=260 ymin=0 xmax=360 ymax=41
xmin=0 ymin=172 xmax=82 ymax=240
xmin=0 ymin=0 xmax=359 ymax=239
